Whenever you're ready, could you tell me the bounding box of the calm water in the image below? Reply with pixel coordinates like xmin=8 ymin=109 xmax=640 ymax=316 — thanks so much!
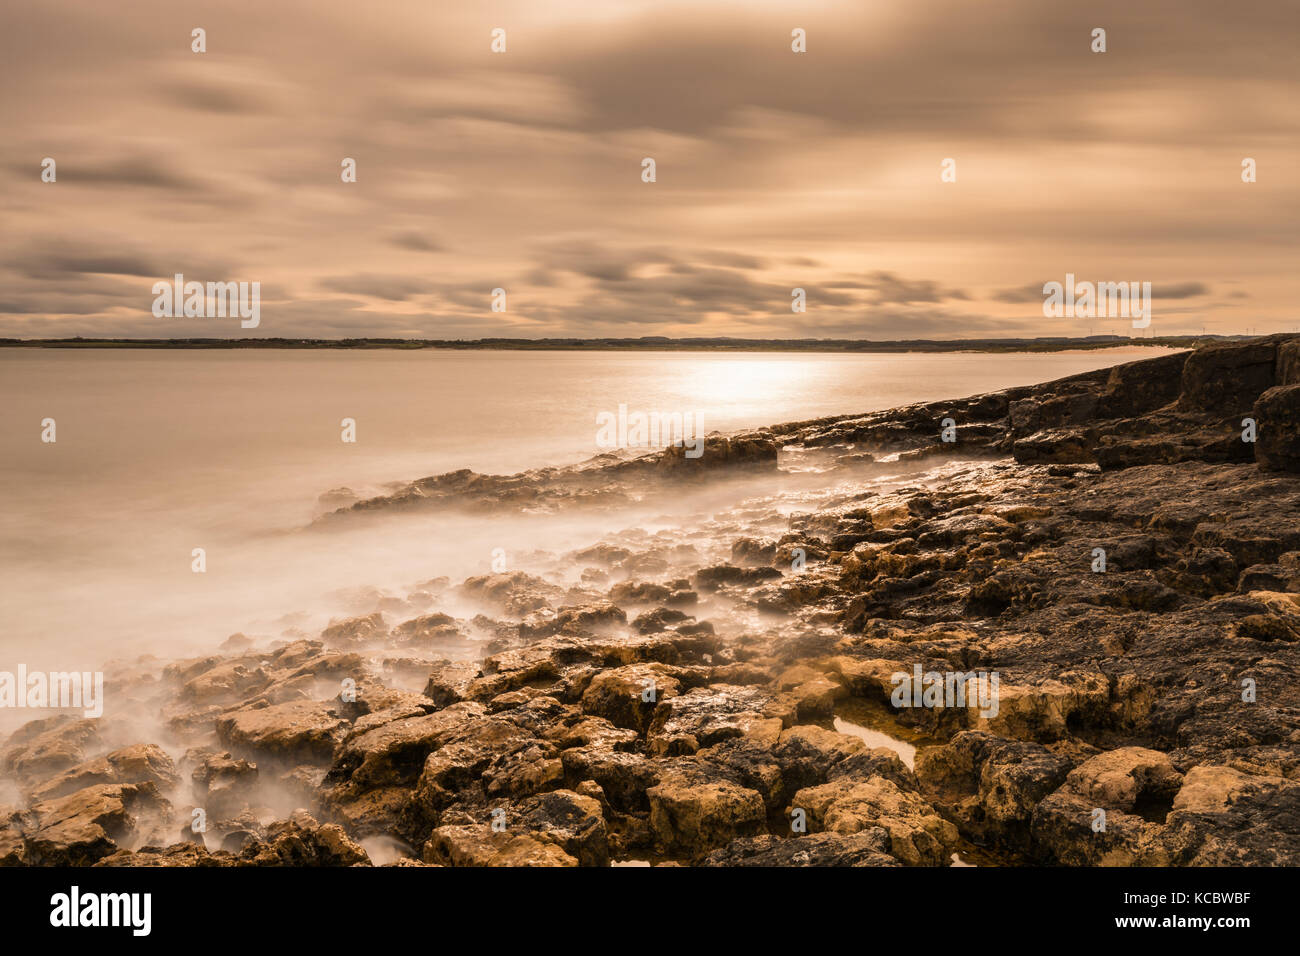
xmin=0 ymin=347 xmax=1170 ymax=667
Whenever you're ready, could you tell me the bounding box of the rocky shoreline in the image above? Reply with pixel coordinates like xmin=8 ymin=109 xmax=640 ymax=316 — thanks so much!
xmin=4 ymin=337 xmax=1300 ymax=867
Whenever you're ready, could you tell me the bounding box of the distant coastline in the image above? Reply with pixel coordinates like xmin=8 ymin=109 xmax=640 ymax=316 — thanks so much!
xmin=0 ymin=334 xmax=1228 ymax=353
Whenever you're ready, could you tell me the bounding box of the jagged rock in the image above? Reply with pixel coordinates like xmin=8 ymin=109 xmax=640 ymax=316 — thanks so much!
xmin=581 ymin=663 xmax=682 ymax=733
xmin=789 ymin=776 xmax=958 ymax=865
xmin=28 ymin=744 xmax=179 ymax=803
xmin=216 ymin=700 xmax=349 ymax=764
xmin=423 ymin=826 xmax=578 ymax=866
xmin=647 ymin=766 xmax=766 ymax=858
xmin=320 ymin=612 xmax=388 ymax=649
xmin=2 ymin=718 xmax=104 ymax=785
xmin=24 ymin=783 xmax=171 ymax=866
xmin=1180 ymin=341 xmax=1276 ymax=415
xmin=1254 ymin=385 xmax=1300 ymax=472
xmin=702 ymin=830 xmax=899 ymax=866
xmin=915 ymin=731 xmax=1074 ymax=852
xmin=646 ymin=685 xmax=774 ymax=756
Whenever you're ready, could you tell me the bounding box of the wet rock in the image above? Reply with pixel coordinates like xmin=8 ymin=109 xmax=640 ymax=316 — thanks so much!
xmin=422 ymin=661 xmax=481 ymax=707
xmin=519 ymin=602 xmax=627 ymax=639
xmin=646 ymin=685 xmax=774 ymax=756
xmin=694 ymin=565 xmax=783 ymax=591
xmin=632 ymin=607 xmax=690 ymax=634
xmin=608 ymin=581 xmax=672 ymax=606
xmin=732 ymin=538 xmax=778 ymax=567
xmin=702 ymin=830 xmax=898 ymax=867
xmin=775 ymin=725 xmax=914 ymax=795
xmin=915 ymin=731 xmax=1074 ymax=853
xmin=581 ymin=663 xmax=682 ymax=734
xmin=789 ymin=776 xmax=958 ymax=865
xmin=237 ymin=812 xmax=371 ymax=866
xmin=409 ymin=714 xmax=563 ymax=825
xmin=1012 ymin=427 xmax=1098 ymax=465
xmin=423 ymin=825 xmax=578 ymax=866
xmin=94 ymin=842 xmax=232 ymax=867
xmin=459 ymin=572 xmax=565 ymax=616
xmin=647 ymin=766 xmax=766 ymax=858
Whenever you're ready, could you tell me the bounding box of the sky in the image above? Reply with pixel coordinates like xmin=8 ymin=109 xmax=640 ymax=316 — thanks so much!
xmin=1 ymin=0 xmax=1296 ymax=340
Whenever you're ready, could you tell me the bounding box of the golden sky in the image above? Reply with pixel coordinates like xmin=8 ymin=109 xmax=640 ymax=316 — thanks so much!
xmin=1 ymin=0 xmax=1296 ymax=339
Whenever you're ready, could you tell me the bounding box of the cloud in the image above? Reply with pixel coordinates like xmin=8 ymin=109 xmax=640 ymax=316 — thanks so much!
xmin=387 ymin=231 xmax=443 ymax=252
xmin=0 ymin=0 xmax=1294 ymax=339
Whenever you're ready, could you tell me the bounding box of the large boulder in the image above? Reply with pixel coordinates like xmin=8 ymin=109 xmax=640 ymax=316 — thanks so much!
xmin=789 ymin=776 xmax=958 ymax=866
xmin=1277 ymin=339 xmax=1300 ymax=386
xmin=28 ymin=744 xmax=180 ymax=803
xmin=647 ymin=767 xmax=766 ymax=857
xmin=216 ymin=700 xmax=349 ymax=765
xmin=1253 ymin=385 xmax=1300 ymax=472
xmin=1179 ymin=341 xmax=1276 ymax=415
xmin=1097 ymin=351 xmax=1189 ymax=417
xmin=24 ymin=783 xmax=171 ymax=866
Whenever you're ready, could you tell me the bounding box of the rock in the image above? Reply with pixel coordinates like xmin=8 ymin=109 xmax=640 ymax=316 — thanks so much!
xmin=1253 ymin=385 xmax=1300 ymax=472
xmin=25 ymin=783 xmax=171 ymax=866
xmin=216 ymin=700 xmax=349 ymax=764
xmin=458 ymin=572 xmax=564 ymax=616
xmin=1179 ymin=341 xmax=1276 ymax=415
xmin=329 ymin=702 xmax=486 ymax=793
xmin=510 ymin=790 xmax=609 ymax=866
xmin=320 ymin=612 xmax=387 ymax=649
xmin=191 ymin=752 xmax=259 ymax=819
xmin=702 ymin=830 xmax=898 ymax=867
xmin=647 ymin=768 xmax=766 ymax=858
xmin=422 ymin=661 xmax=482 ymax=706
xmin=94 ymin=843 xmax=232 ymax=867
xmin=1278 ymin=340 xmax=1300 ymax=386
xmin=694 ymin=565 xmax=783 ymax=591
xmin=790 ymin=776 xmax=958 ymax=865
xmin=2 ymin=717 xmax=103 ymax=785
xmin=236 ymin=814 xmax=371 ymax=866
xmin=581 ymin=664 xmax=682 ymax=734
xmin=915 ymin=731 xmax=1074 ymax=852
xmin=28 ymin=744 xmax=180 ymax=803
xmin=732 ymin=538 xmax=778 ymax=566
xmin=423 ymin=826 xmax=578 ymax=867
xmin=1097 ymin=351 xmax=1189 ymax=417
xmin=657 ymin=433 xmax=778 ymax=475
xmin=1012 ymin=427 xmax=1098 ymax=465
xmin=646 ymin=685 xmax=774 ymax=756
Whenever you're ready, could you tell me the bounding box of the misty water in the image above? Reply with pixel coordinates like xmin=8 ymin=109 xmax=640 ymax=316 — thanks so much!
xmin=0 ymin=347 xmax=1171 ymax=685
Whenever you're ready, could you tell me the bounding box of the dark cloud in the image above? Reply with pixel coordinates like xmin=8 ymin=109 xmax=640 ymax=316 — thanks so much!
xmin=318 ymin=274 xmax=432 ymax=302
xmin=864 ymin=272 xmax=970 ymax=305
xmin=387 ymin=231 xmax=443 ymax=252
